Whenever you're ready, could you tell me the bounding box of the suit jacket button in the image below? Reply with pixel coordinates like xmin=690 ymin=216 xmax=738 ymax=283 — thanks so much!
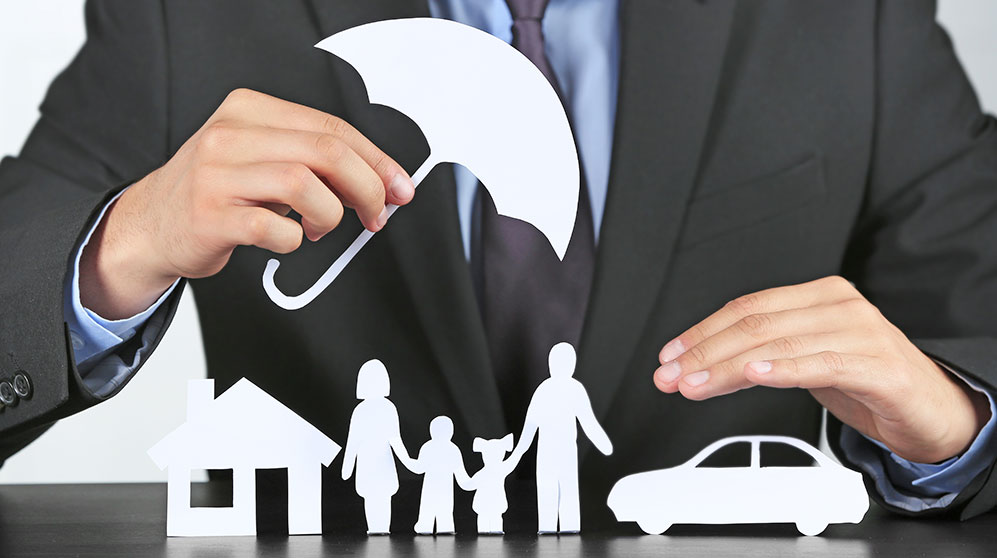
xmin=0 ymin=381 xmax=16 ymax=406
xmin=13 ymin=372 xmax=31 ymax=399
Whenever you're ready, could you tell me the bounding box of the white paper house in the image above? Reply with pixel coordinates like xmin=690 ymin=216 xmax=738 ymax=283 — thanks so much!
xmin=148 ymin=378 xmax=340 ymax=537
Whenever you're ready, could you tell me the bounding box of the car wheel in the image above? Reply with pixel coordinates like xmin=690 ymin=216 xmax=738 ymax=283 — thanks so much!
xmin=637 ymin=519 xmax=672 ymax=536
xmin=796 ymin=520 xmax=828 ymax=536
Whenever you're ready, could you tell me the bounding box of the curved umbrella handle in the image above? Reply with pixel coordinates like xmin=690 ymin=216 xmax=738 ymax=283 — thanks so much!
xmin=262 ymin=157 xmax=437 ymax=310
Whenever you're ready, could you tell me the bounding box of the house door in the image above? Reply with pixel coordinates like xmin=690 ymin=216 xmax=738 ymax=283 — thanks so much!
xmin=256 ymin=468 xmax=289 ymax=535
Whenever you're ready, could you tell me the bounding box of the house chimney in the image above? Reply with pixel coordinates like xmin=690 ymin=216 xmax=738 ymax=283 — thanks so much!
xmin=187 ymin=379 xmax=215 ymax=423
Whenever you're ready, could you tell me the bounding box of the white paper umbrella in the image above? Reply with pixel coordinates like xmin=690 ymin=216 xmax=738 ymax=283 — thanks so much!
xmin=262 ymin=18 xmax=579 ymax=310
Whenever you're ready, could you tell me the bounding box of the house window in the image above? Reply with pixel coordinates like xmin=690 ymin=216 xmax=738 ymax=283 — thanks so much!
xmin=190 ymin=469 xmax=234 ymax=508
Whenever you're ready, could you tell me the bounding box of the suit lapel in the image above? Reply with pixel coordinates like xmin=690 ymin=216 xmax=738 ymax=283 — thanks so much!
xmin=576 ymin=0 xmax=736 ymax=420
xmin=305 ymin=0 xmax=505 ymax=435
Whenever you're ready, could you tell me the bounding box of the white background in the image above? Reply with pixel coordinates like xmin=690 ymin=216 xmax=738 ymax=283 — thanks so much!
xmin=0 ymin=1 xmax=995 ymax=484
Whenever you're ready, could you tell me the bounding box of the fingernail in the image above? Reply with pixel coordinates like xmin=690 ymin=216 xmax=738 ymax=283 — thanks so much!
xmin=375 ymin=207 xmax=389 ymax=230
xmin=660 ymin=339 xmax=686 ymax=363
xmin=748 ymin=361 xmax=773 ymax=374
xmin=684 ymin=370 xmax=710 ymax=387
xmin=389 ymin=174 xmax=415 ymax=203
xmin=656 ymin=361 xmax=682 ymax=383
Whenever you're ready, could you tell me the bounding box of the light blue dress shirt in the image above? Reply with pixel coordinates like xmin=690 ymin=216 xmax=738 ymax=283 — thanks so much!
xmin=63 ymin=0 xmax=997 ymax=511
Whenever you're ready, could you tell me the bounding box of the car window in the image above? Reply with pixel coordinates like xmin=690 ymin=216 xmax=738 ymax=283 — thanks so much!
xmin=696 ymin=441 xmax=751 ymax=468
xmin=760 ymin=442 xmax=819 ymax=467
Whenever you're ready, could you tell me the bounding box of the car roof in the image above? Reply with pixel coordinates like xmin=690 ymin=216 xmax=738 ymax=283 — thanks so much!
xmin=685 ymin=435 xmax=834 ymax=467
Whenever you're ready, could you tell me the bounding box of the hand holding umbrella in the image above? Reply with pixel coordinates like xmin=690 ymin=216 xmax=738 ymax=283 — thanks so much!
xmin=262 ymin=18 xmax=580 ymax=310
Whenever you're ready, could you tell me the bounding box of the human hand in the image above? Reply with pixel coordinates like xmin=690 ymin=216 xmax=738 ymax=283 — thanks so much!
xmin=80 ymin=88 xmax=415 ymax=319
xmin=653 ymin=276 xmax=991 ymax=464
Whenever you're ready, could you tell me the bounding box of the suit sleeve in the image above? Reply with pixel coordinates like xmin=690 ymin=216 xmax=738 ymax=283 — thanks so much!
xmin=830 ymin=0 xmax=997 ymax=520
xmin=0 ymin=0 xmax=181 ymax=462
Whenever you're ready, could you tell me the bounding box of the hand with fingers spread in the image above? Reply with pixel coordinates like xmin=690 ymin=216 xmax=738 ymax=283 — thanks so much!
xmin=653 ymin=275 xmax=992 ymax=464
xmin=79 ymin=88 xmax=415 ymax=320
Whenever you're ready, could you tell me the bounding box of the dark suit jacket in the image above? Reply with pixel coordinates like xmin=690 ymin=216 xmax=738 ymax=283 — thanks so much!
xmin=1 ymin=0 xmax=996 ymax=529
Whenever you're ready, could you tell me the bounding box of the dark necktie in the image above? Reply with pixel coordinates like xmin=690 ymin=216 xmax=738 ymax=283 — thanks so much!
xmin=473 ymin=0 xmax=597 ymax=430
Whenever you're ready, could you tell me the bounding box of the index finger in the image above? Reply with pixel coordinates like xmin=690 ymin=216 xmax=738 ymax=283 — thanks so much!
xmin=659 ymin=276 xmax=859 ymax=364
xmin=216 ymin=88 xmax=416 ymax=205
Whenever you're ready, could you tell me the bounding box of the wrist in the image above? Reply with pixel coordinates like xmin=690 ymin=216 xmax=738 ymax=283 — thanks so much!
xmin=79 ymin=181 xmax=179 ymax=319
xmin=903 ymin=367 xmax=991 ymax=464
xmin=945 ymin=372 xmax=992 ymax=456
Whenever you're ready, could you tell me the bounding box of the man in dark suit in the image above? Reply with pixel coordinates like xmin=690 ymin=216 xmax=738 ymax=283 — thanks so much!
xmin=1 ymin=0 xmax=996 ymax=531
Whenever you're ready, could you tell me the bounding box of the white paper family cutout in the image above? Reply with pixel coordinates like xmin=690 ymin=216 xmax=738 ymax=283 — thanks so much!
xmin=262 ymin=17 xmax=580 ymax=310
xmin=607 ymin=435 xmax=870 ymax=536
xmin=147 ymin=379 xmax=340 ymax=537
xmin=338 ymin=344 xmax=613 ymax=536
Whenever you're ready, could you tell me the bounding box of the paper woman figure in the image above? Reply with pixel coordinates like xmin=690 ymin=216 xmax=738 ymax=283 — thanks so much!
xmin=341 ymin=359 xmax=413 ymax=534
xmin=406 ymin=416 xmax=472 ymax=534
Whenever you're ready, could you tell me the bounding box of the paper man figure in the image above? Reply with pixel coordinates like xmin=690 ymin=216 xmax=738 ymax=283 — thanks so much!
xmin=405 ymin=416 xmax=472 ymax=535
xmin=467 ymin=433 xmax=521 ymax=534
xmin=341 ymin=359 xmax=413 ymax=534
xmin=511 ymin=342 xmax=614 ymax=533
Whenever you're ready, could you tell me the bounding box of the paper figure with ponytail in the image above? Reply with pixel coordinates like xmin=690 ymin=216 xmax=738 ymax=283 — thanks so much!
xmin=466 ymin=433 xmax=521 ymax=534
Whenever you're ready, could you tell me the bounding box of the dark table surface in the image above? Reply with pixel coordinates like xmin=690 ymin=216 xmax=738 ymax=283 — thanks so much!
xmin=0 ymin=482 xmax=994 ymax=557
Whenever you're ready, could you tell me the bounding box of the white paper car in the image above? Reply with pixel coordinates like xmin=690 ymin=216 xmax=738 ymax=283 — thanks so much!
xmin=607 ymin=435 xmax=869 ymax=536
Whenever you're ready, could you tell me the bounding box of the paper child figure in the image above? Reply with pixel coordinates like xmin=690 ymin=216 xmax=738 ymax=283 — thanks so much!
xmin=341 ymin=359 xmax=413 ymax=534
xmin=510 ymin=342 xmax=614 ymax=534
xmin=405 ymin=416 xmax=472 ymax=535
xmin=467 ymin=433 xmax=521 ymax=534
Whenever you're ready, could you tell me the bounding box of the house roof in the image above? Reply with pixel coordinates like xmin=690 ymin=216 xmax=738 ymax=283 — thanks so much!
xmin=148 ymin=378 xmax=341 ymax=470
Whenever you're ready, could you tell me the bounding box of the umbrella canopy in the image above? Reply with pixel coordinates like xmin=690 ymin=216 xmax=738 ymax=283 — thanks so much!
xmin=263 ymin=18 xmax=579 ymax=310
